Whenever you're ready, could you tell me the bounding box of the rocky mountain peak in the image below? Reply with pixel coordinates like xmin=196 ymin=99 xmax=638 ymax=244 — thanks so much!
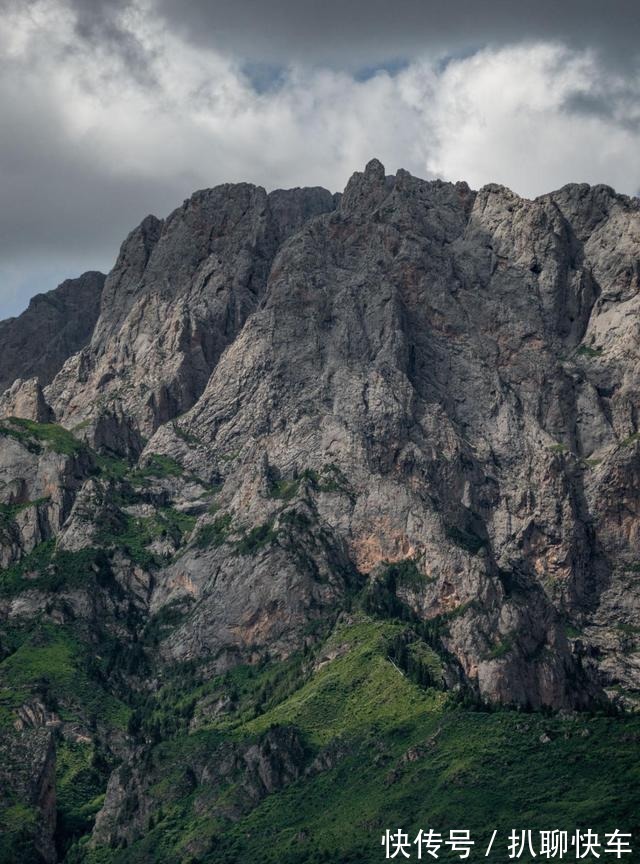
xmin=340 ymin=156 xmax=395 ymax=215
xmin=364 ymin=156 xmax=386 ymax=181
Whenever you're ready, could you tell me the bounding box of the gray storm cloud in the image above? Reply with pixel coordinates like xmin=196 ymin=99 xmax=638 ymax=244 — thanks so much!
xmin=65 ymin=0 xmax=640 ymax=67
xmin=0 ymin=0 xmax=638 ymax=318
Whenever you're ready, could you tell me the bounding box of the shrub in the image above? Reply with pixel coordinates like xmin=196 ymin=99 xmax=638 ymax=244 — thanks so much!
xmin=235 ymin=522 xmax=277 ymax=556
xmin=195 ymin=514 xmax=232 ymax=549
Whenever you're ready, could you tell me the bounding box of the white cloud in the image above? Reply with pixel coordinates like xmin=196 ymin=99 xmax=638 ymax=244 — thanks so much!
xmin=419 ymin=44 xmax=640 ymax=196
xmin=1 ymin=0 xmax=639 ymax=317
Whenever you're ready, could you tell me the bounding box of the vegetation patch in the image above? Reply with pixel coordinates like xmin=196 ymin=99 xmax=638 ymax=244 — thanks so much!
xmin=234 ymin=521 xmax=277 ymax=556
xmin=279 ymin=509 xmax=312 ymax=531
xmin=31 ymin=613 xmax=640 ymax=864
xmin=0 ymin=542 xmax=116 ymax=597
xmin=0 ymin=623 xmax=130 ymax=732
xmin=171 ymin=421 xmax=202 ymax=447
xmin=96 ymin=514 xmax=159 ymax=569
xmin=0 ymin=498 xmax=50 ymax=536
xmin=243 ymin=615 xmax=438 ymax=745
xmin=0 ymin=418 xmax=85 ymax=456
xmin=132 ymin=454 xmax=185 ymax=481
xmin=142 ymin=600 xmax=191 ymax=648
xmin=486 ymin=635 xmax=514 ymax=661
xmin=0 ymin=802 xmax=39 ymax=864
xmin=219 ymin=449 xmax=241 ymax=463
xmin=194 ymin=514 xmax=232 ymax=549
xmin=268 ymin=477 xmax=300 ymax=501
xmin=388 ymin=629 xmax=446 ymax=690
xmin=95 ymin=505 xmax=195 ymax=567
xmin=93 ymin=453 xmax=134 ymax=481
xmin=359 ymin=567 xmax=461 ymax=671
xmin=616 ymin=622 xmax=640 ymax=636
xmin=55 ymin=739 xmax=112 ymax=857
xmin=576 ymin=345 xmax=603 ymax=358
xmin=360 ymin=560 xmax=433 ymax=623
xmin=387 ymin=558 xmax=431 ymax=590
xmin=548 ymin=442 xmax=568 ymax=453
xmin=581 ymin=457 xmax=602 ymax=468
xmin=301 ymin=463 xmax=354 ymax=497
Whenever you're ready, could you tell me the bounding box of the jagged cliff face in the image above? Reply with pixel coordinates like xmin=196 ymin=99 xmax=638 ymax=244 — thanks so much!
xmin=45 ymin=184 xmax=338 ymax=451
xmin=0 ymin=272 xmax=105 ymax=395
xmin=3 ymin=160 xmax=640 ymax=705
xmin=1 ymin=161 xmax=639 ymax=861
xmin=139 ymin=162 xmax=639 ymax=709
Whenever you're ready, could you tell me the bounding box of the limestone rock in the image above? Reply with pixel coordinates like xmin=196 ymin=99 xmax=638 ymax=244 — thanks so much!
xmin=0 ymin=377 xmax=53 ymax=422
xmin=46 ymin=185 xmax=337 ymax=451
xmin=142 ymin=163 xmax=640 ymax=709
xmin=0 ymin=271 xmax=105 ymax=394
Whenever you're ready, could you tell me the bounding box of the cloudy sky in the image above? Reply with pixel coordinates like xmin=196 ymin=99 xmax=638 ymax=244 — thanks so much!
xmin=1 ymin=0 xmax=639 ymax=318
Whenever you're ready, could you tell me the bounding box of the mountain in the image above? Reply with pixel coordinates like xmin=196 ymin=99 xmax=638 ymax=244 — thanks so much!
xmin=0 ymin=272 xmax=105 ymax=395
xmin=0 ymin=161 xmax=638 ymax=863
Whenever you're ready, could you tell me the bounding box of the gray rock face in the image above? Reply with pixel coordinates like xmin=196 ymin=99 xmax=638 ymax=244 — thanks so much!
xmin=46 ymin=185 xmax=337 ymax=452
xmin=143 ymin=161 xmax=640 ymax=709
xmin=0 ymin=271 xmax=105 ymax=394
xmin=0 ymin=378 xmax=53 ymax=423
xmin=0 ymin=419 xmax=94 ymax=569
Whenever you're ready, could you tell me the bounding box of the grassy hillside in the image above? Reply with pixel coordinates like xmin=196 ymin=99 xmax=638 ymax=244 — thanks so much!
xmin=61 ymin=614 xmax=639 ymax=864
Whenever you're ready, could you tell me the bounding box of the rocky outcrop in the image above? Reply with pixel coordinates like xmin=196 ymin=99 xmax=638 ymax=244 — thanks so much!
xmin=91 ymin=725 xmax=307 ymax=850
xmin=0 ymin=378 xmax=53 ymax=423
xmin=3 ymin=162 xmax=639 ymax=711
xmin=0 ymin=271 xmax=105 ymax=394
xmin=0 ymin=727 xmax=57 ymax=863
xmin=0 ymin=417 xmax=95 ymax=568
